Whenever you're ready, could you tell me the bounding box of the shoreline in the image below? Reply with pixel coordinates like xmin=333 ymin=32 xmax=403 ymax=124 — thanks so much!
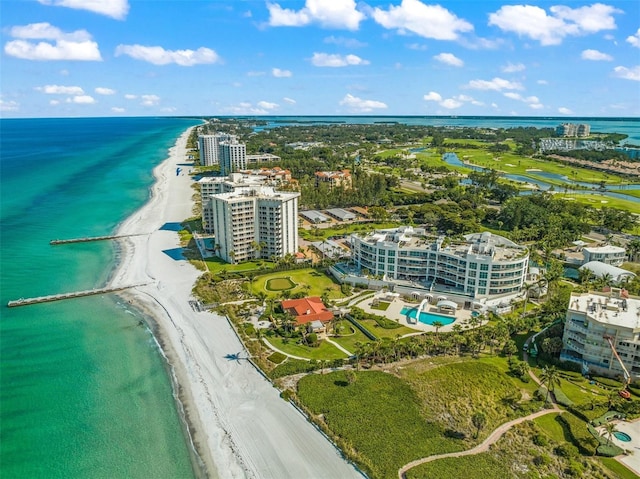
xmin=108 ymin=127 xmax=363 ymax=479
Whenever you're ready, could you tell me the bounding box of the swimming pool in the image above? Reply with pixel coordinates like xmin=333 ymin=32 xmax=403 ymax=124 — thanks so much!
xmin=614 ymin=431 xmax=632 ymax=442
xmin=401 ymin=307 xmax=456 ymax=326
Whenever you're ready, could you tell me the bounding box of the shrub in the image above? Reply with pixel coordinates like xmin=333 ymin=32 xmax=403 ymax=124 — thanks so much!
xmin=552 ymin=387 xmax=574 ymax=407
xmin=533 ymin=434 xmax=548 ymax=447
xmin=554 ymin=443 xmax=579 ymax=458
xmin=267 ymin=352 xmax=287 ymax=364
xmin=596 ymin=444 xmax=624 ymax=457
xmin=558 ymin=414 xmax=599 ymax=455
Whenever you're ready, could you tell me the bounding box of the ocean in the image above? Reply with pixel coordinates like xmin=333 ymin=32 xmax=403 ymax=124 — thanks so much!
xmin=0 ymin=117 xmax=201 ymax=479
xmin=1 ymin=115 xmax=638 ymax=479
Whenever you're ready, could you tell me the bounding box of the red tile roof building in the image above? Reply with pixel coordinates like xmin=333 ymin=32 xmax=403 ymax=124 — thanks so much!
xmin=281 ymin=297 xmax=334 ymax=325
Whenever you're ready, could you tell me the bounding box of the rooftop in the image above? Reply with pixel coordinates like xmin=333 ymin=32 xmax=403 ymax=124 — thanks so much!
xmin=569 ymin=291 xmax=640 ymax=330
xmin=281 ymin=297 xmax=334 ymax=325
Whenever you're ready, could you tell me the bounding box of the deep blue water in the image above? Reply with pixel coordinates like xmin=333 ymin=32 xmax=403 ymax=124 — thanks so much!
xmin=1 ymin=117 xmax=201 ymax=479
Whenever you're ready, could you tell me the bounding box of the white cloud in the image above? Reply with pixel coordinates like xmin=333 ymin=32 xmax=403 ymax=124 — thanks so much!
xmin=558 ymin=107 xmax=573 ymax=114
xmin=423 ymin=91 xmax=442 ymax=102
xmin=613 ymin=66 xmax=640 ymax=81
xmin=311 ymin=52 xmax=369 ymax=67
xmin=95 ymin=87 xmax=116 ymax=95
xmin=272 ymin=67 xmax=292 ymax=77
xmin=38 ymin=0 xmax=129 ymax=20
xmin=267 ymin=0 xmax=364 ymax=30
xmin=503 ymin=92 xmax=544 ymax=109
xmin=124 ymin=94 xmax=137 ymax=100
xmin=406 ymin=43 xmax=427 ymax=51
xmin=66 ymin=95 xmax=95 ymax=104
xmin=223 ymin=102 xmax=271 ymax=115
xmin=111 ymin=107 xmax=125 ymax=113
xmin=4 ymin=22 xmax=101 ymax=61
xmin=501 ymin=62 xmax=525 ymax=73
xmin=626 ymin=28 xmax=640 ymax=48
xmin=114 ymin=44 xmax=220 ymax=66
xmin=140 ymin=94 xmax=160 ymax=106
xmin=323 ymin=36 xmax=366 ymax=48
xmin=257 ymin=100 xmax=279 ymax=110
xmin=489 ymin=4 xmax=621 ymax=46
xmin=537 ymin=79 xmax=549 ymax=85
xmin=339 ymin=93 xmax=387 ymax=113
xmin=433 ymin=52 xmax=463 ymax=67
xmin=0 ymin=99 xmax=20 ymax=112
xmin=466 ymin=77 xmax=523 ymax=91
xmin=161 ymin=107 xmax=177 ymax=113
xmin=372 ymin=0 xmax=473 ymax=41
xmin=440 ymin=98 xmax=462 ymax=109
xmin=283 ymin=97 xmax=296 ymax=104
xmin=36 ymin=84 xmax=84 ymax=94
xmin=424 ymin=92 xmax=480 ymax=109
xmin=581 ymin=49 xmax=612 ymax=61
xmin=49 ymin=100 xmax=60 ymax=105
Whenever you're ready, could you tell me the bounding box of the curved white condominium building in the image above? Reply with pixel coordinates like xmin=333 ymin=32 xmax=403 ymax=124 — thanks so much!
xmin=350 ymin=227 xmax=529 ymax=300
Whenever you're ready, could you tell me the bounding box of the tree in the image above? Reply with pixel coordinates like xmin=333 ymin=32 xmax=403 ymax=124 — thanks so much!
xmin=502 ymin=339 xmax=518 ymax=358
xmin=602 ymin=422 xmax=618 ymax=446
xmin=432 ymin=320 xmax=444 ymax=338
xmin=345 ymin=369 xmax=357 ymax=385
xmin=540 ymin=365 xmax=561 ymax=403
xmin=471 ymin=411 xmax=487 ymax=439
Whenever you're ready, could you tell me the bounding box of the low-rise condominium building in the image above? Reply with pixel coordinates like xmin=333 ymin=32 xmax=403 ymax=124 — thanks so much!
xmin=349 ymin=227 xmax=529 ymax=300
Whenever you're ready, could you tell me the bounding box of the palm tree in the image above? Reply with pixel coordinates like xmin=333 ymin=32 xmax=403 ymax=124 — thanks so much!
xmin=432 ymin=320 xmax=444 ymax=338
xmin=602 ymin=422 xmax=618 ymax=446
xmin=578 ymin=267 xmax=594 ymax=285
xmin=540 ymin=365 xmax=561 ymax=403
xmin=521 ymin=282 xmax=536 ymax=314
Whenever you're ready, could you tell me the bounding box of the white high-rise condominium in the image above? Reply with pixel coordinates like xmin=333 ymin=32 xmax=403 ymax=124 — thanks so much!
xmin=219 ymin=141 xmax=247 ymax=175
xmin=198 ymin=133 xmax=236 ymax=166
xmin=209 ymin=186 xmax=299 ymax=263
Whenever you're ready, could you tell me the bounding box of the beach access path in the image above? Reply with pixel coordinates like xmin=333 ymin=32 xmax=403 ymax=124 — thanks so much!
xmin=108 ymin=128 xmax=363 ymax=479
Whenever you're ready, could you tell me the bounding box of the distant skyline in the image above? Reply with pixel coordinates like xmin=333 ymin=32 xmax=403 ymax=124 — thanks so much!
xmin=1 ymin=0 xmax=639 ymax=118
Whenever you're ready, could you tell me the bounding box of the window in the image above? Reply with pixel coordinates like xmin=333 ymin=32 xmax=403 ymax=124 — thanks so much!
xmin=470 ymin=262 xmax=477 ymax=269
xmin=480 ymin=264 xmax=489 ymax=271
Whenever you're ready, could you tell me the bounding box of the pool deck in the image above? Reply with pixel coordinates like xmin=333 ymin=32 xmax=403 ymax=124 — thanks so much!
xmin=354 ymin=293 xmax=479 ymax=334
xmin=598 ymin=418 xmax=640 ymax=476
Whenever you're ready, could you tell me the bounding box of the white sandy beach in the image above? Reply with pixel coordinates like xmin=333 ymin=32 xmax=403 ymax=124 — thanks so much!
xmin=108 ymin=128 xmax=363 ymax=479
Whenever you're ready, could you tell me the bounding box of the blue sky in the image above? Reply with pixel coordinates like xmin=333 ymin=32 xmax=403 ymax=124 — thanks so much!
xmin=1 ymin=0 xmax=639 ymax=118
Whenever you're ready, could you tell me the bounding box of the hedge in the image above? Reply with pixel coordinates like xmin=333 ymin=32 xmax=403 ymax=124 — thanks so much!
xmin=558 ymin=414 xmax=599 ymax=455
xmin=552 ymin=387 xmax=574 ymax=407
xmin=597 ymin=444 xmax=624 ymax=457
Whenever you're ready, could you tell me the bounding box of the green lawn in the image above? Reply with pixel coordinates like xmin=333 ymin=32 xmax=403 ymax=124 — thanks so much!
xmin=534 ymin=413 xmax=569 ymax=443
xmin=330 ymin=321 xmax=370 ymax=353
xmin=265 ymin=277 xmax=296 ymax=291
xmin=252 ymin=268 xmax=345 ymax=299
xmin=599 ymin=457 xmax=640 ymax=479
xmin=371 ymin=301 xmax=391 ymax=311
xmin=357 ymin=319 xmax=417 ymax=339
xmin=267 ymin=336 xmax=347 ymax=360
xmin=554 ymin=193 xmax=640 ymax=215
xmin=477 ymin=355 xmax=539 ymax=396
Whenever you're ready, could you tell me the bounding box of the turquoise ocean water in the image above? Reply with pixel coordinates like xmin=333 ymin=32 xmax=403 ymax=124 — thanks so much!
xmin=1 ymin=117 xmax=200 ymax=479
xmin=1 ymin=115 xmax=638 ymax=479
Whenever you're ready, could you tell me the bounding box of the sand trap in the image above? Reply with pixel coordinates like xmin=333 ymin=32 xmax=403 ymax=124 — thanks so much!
xmin=601 ymin=200 xmax=609 ymax=203
xmin=108 ymin=127 xmax=362 ymax=479
xmin=526 ymin=168 xmax=542 ymax=172
xmin=505 ymin=163 xmax=516 ymax=167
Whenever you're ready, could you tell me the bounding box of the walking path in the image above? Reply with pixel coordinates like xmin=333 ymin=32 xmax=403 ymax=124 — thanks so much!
xmin=326 ymin=338 xmax=353 ymax=356
xmin=261 ymin=338 xmax=310 ymax=361
xmin=399 ymin=331 xmax=562 ymax=478
xmin=398 ymin=405 xmax=562 ymax=478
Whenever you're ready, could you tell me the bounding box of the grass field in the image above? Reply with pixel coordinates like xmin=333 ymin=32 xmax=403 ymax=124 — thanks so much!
xmin=297 ymin=358 xmax=537 ymax=479
xmin=265 ymin=277 xmax=296 ymax=291
xmin=357 ymin=318 xmax=417 ymax=339
xmin=267 ymin=337 xmax=347 ymax=360
xmin=297 ymin=370 xmax=462 ymax=479
xmin=252 ymin=268 xmax=345 ymax=299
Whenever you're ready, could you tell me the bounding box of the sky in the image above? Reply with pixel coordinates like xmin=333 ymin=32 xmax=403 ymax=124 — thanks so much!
xmin=1 ymin=0 xmax=639 ymax=118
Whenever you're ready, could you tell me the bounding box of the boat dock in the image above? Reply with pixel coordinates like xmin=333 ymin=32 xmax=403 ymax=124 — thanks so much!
xmin=50 ymin=234 xmax=144 ymax=245
xmin=7 ymin=284 xmax=147 ymax=308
